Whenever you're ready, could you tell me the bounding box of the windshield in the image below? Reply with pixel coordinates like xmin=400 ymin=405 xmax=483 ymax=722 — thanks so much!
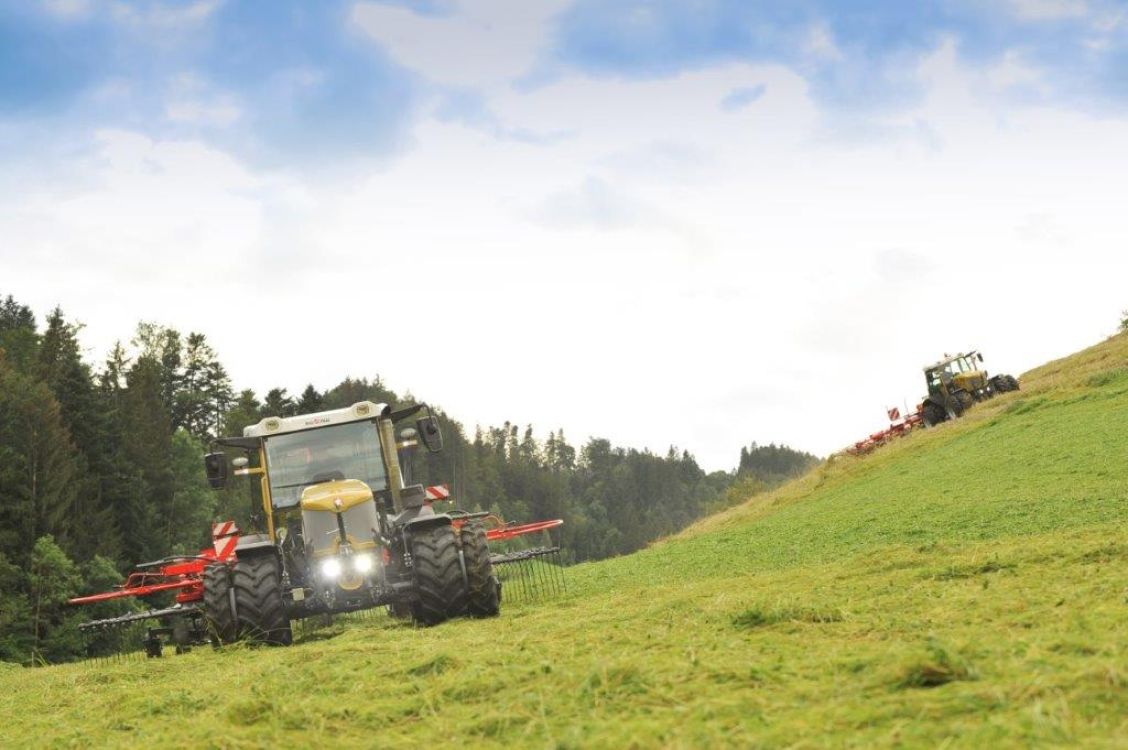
xmin=264 ymin=421 xmax=387 ymax=508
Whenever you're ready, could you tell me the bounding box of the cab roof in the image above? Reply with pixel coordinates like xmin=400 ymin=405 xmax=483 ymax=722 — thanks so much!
xmin=243 ymin=401 xmax=389 ymax=438
xmin=923 ymin=351 xmax=980 ymax=373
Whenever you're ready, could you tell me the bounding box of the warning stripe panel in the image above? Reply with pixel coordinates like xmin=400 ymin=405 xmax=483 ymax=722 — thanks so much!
xmin=211 ymin=520 xmax=239 ymax=539
xmin=424 ymin=484 xmax=451 ymax=501
xmin=213 ymin=535 xmax=238 ymax=561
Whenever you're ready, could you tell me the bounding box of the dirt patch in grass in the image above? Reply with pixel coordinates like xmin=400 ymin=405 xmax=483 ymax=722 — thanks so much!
xmin=928 ymin=559 xmax=1016 ymax=580
xmin=733 ymin=603 xmax=845 ymax=629
xmin=406 ymin=653 xmax=457 ymax=676
xmin=1077 ymin=543 xmax=1128 ymax=564
xmin=894 ymin=640 xmax=978 ymax=690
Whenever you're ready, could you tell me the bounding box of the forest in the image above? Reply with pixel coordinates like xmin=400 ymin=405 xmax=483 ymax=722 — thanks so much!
xmin=0 ymin=292 xmax=818 ymax=664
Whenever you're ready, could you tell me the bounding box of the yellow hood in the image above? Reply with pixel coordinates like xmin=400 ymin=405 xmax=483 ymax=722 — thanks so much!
xmin=300 ymin=479 xmax=374 ymax=512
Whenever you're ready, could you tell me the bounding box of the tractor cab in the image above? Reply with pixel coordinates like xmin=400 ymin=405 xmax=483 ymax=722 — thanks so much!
xmin=924 ymin=351 xmax=988 ymax=399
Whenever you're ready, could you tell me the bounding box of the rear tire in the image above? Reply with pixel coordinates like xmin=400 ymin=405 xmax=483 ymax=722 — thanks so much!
xmin=231 ymin=554 xmax=292 ymax=646
xmin=991 ymin=374 xmax=1019 ymax=393
xmin=202 ymin=564 xmax=236 ymax=644
xmin=409 ymin=524 xmax=467 ymax=626
xmin=922 ymin=402 xmax=947 ymax=427
xmin=460 ymin=523 xmax=500 ymax=618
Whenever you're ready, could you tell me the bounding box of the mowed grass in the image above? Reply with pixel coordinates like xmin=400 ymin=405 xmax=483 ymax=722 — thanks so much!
xmin=3 ymin=334 xmax=1128 ymax=749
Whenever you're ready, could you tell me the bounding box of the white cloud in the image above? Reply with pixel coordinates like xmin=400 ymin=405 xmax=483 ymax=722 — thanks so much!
xmin=41 ymin=0 xmax=92 ymax=20
xmin=804 ymin=23 xmax=844 ymax=61
xmin=164 ymin=74 xmax=242 ymax=127
xmin=6 ymin=22 xmax=1128 ymax=472
xmin=109 ymin=0 xmax=223 ymax=30
xmin=349 ymin=0 xmax=569 ymax=89
xmin=985 ymin=50 xmax=1046 ymax=92
xmin=1007 ymin=0 xmax=1089 ymax=21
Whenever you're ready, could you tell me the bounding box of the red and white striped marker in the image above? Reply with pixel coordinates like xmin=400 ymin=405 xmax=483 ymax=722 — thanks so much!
xmin=424 ymin=484 xmax=451 ymax=502
xmin=211 ymin=521 xmax=240 ymax=561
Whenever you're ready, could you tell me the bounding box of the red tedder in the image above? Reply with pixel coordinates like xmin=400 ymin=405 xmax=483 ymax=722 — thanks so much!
xmin=843 ymin=406 xmax=925 ymax=457
xmin=67 ymin=522 xmax=242 ymax=657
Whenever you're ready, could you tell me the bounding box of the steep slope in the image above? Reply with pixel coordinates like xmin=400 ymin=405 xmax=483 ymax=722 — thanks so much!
xmin=2 ymin=333 xmax=1127 ymax=749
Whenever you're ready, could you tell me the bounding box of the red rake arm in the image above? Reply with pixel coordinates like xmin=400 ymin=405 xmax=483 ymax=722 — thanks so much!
xmin=486 ymin=519 xmax=563 ymax=541
xmin=68 ymin=578 xmax=200 ymax=605
xmin=68 ymin=521 xmax=241 ymax=607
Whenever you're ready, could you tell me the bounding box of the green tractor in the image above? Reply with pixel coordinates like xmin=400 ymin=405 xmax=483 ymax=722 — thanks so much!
xmin=201 ymin=400 xmax=500 ymax=645
xmin=920 ymin=351 xmax=1019 ymax=427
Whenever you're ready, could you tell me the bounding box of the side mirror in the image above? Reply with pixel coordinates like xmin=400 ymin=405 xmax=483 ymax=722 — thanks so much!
xmin=977 ymin=353 xmax=984 ymax=363
xmin=416 ymin=415 xmax=443 ymax=453
xmin=204 ymin=452 xmax=228 ymax=490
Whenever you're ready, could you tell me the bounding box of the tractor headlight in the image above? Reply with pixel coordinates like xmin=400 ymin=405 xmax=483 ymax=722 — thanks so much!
xmin=320 ymin=558 xmax=342 ymax=579
xmin=354 ymin=553 xmax=375 ymax=574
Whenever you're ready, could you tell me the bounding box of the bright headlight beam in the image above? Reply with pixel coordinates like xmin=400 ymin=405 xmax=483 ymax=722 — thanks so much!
xmin=321 ymin=558 xmax=342 ymax=578
xmin=354 ymin=554 xmax=375 ymax=573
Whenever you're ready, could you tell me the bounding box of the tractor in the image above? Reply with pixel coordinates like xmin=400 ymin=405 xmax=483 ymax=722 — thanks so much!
xmin=201 ymin=401 xmax=500 ymax=645
xmin=919 ymin=351 xmax=1019 ymax=427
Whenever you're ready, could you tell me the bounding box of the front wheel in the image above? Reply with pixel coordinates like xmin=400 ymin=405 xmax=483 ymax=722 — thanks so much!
xmin=231 ymin=554 xmax=292 ymax=646
xmin=202 ymin=563 xmax=236 ymax=644
xmin=409 ymin=524 xmax=467 ymax=626
xmin=953 ymin=390 xmax=974 ymax=415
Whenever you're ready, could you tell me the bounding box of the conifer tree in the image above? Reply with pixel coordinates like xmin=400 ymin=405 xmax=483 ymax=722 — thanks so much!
xmin=0 ymin=294 xmax=38 ymax=373
xmin=35 ymin=308 xmax=118 ymax=561
xmin=297 ymin=384 xmax=324 ymax=414
xmin=0 ymin=364 xmax=80 ymax=565
xmin=119 ymin=356 xmax=173 ymax=562
xmin=262 ymin=388 xmax=296 ymax=418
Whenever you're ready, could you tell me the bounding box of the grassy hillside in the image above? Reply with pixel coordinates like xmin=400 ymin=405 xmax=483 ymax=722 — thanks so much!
xmin=4 ymin=334 xmax=1128 ymax=748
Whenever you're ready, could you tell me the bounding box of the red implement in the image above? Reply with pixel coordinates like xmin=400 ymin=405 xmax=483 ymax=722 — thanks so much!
xmin=68 ymin=522 xmax=240 ymax=608
xmin=486 ymin=519 xmax=564 ymax=541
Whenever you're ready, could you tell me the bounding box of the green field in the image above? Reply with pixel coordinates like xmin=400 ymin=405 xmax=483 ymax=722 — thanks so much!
xmin=4 ymin=334 xmax=1128 ymax=748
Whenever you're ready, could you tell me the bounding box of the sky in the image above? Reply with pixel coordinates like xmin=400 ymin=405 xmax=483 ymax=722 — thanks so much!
xmin=2 ymin=0 xmax=1127 ymax=471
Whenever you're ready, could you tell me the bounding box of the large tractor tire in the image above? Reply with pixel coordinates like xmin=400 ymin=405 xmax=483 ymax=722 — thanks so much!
xmin=202 ymin=563 xmax=236 ymax=644
xmin=922 ymin=402 xmax=947 ymax=427
xmin=459 ymin=522 xmax=500 ymax=618
xmin=231 ymin=554 xmax=292 ymax=646
xmin=990 ymin=374 xmax=1020 ymax=393
xmin=953 ymin=390 xmax=974 ymax=415
xmin=409 ymin=524 xmax=467 ymax=626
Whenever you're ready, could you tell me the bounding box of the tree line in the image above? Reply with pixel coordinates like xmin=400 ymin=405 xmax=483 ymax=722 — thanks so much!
xmin=0 ymin=292 xmax=818 ymax=664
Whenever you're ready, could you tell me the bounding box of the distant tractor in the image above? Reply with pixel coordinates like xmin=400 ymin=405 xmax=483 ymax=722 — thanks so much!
xmin=201 ymin=401 xmax=500 ymax=645
xmin=920 ymin=351 xmax=1019 ymax=427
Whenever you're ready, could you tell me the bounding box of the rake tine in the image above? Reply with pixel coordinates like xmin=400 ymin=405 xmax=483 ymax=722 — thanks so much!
xmin=536 ymin=555 xmax=549 ymax=601
xmin=521 ymin=557 xmax=533 ymax=603
xmin=514 ymin=558 xmax=527 ymax=604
